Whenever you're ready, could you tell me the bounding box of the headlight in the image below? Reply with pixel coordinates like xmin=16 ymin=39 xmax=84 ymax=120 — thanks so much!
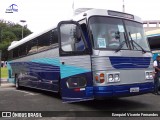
xmin=146 ymin=74 xmax=150 ymax=79
xmin=107 ymin=73 xmax=120 ymax=83
xmin=145 ymin=71 xmax=153 ymax=80
xmin=108 ymin=74 xmax=114 ymax=82
xmin=114 ymin=74 xmax=120 ymax=82
xmin=149 ymin=72 xmax=153 ymax=79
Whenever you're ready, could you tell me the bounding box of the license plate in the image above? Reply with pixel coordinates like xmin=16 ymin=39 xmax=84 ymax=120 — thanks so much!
xmin=130 ymin=87 xmax=139 ymax=92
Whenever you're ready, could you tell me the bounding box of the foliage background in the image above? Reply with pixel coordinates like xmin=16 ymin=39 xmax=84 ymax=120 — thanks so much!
xmin=1 ymin=67 xmax=8 ymax=78
xmin=0 ymin=19 xmax=32 ymax=60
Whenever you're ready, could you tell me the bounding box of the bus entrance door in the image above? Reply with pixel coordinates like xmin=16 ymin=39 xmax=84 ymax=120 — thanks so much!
xmin=58 ymin=21 xmax=94 ymax=103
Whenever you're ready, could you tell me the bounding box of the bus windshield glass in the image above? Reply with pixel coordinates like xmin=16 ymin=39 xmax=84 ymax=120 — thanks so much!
xmin=89 ymin=16 xmax=150 ymax=51
xmin=124 ymin=20 xmax=150 ymax=51
xmin=89 ymin=16 xmax=128 ymax=50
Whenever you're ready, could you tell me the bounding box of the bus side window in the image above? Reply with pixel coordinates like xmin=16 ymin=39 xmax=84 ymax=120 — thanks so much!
xmin=37 ymin=31 xmax=50 ymax=52
xmin=74 ymin=24 xmax=86 ymax=51
xmin=74 ymin=38 xmax=85 ymax=51
xmin=50 ymin=29 xmax=58 ymax=47
xmin=13 ymin=48 xmax=19 ymax=58
xmin=27 ymin=39 xmax=38 ymax=54
xmin=80 ymin=23 xmax=91 ymax=50
xmin=19 ymin=44 xmax=27 ymax=57
xmin=8 ymin=50 xmax=13 ymax=59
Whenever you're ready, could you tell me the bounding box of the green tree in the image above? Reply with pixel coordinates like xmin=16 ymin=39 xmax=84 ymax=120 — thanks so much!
xmin=0 ymin=20 xmax=32 ymax=60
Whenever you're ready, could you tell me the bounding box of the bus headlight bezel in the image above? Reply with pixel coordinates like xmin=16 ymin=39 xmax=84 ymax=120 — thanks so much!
xmin=107 ymin=72 xmax=120 ymax=83
xmin=145 ymin=71 xmax=153 ymax=80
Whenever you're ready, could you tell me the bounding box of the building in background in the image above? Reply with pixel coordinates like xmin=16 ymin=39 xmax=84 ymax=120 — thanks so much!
xmin=143 ymin=20 xmax=160 ymax=32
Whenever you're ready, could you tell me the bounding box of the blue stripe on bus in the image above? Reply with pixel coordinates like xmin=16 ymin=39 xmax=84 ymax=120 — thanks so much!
xmin=8 ymin=58 xmax=90 ymax=81
xmin=94 ymin=82 xmax=154 ymax=97
xmin=109 ymin=57 xmax=151 ymax=69
xmin=32 ymin=58 xmax=90 ymax=79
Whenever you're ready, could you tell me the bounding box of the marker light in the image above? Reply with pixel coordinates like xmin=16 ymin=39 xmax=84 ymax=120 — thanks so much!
xmin=95 ymin=73 xmax=105 ymax=83
xmin=95 ymin=76 xmax=99 ymax=81
xmin=100 ymin=73 xmax=105 ymax=83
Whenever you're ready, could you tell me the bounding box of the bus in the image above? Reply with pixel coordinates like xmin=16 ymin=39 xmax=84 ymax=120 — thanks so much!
xmin=146 ymin=29 xmax=160 ymax=60
xmin=7 ymin=9 xmax=154 ymax=103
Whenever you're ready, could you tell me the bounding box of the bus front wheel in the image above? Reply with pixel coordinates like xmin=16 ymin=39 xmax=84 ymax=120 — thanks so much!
xmin=58 ymin=79 xmax=62 ymax=98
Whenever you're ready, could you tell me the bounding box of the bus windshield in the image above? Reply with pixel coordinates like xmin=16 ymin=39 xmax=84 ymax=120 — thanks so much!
xmin=124 ymin=20 xmax=150 ymax=51
xmin=89 ymin=16 xmax=150 ymax=51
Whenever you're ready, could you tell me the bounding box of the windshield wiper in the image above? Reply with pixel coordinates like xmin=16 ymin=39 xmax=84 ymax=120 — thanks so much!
xmin=128 ymin=32 xmax=146 ymax=53
xmin=115 ymin=32 xmax=128 ymax=53
xmin=115 ymin=40 xmax=127 ymax=53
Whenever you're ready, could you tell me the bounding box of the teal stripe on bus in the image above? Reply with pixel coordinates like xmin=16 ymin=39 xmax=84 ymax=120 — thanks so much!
xmin=31 ymin=58 xmax=90 ymax=79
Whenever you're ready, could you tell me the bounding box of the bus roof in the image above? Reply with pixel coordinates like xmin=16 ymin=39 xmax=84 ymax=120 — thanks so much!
xmin=72 ymin=9 xmax=142 ymax=23
xmin=8 ymin=23 xmax=58 ymax=51
xmin=8 ymin=8 xmax=142 ymax=51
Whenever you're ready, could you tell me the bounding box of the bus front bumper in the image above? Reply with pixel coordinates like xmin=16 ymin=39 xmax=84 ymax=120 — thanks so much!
xmin=93 ymin=82 xmax=154 ymax=99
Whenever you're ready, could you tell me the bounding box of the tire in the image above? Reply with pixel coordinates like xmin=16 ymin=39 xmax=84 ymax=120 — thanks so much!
xmin=158 ymin=86 xmax=160 ymax=94
xmin=58 ymin=79 xmax=62 ymax=98
xmin=15 ymin=75 xmax=21 ymax=89
xmin=157 ymin=79 xmax=160 ymax=94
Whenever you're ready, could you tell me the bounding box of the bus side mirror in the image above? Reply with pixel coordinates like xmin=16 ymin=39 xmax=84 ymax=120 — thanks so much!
xmin=74 ymin=26 xmax=82 ymax=43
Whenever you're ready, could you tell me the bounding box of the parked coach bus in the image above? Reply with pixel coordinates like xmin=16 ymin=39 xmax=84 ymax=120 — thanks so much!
xmin=146 ymin=29 xmax=160 ymax=60
xmin=7 ymin=9 xmax=154 ymax=103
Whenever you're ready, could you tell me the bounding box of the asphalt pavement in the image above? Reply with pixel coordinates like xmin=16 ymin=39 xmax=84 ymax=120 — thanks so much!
xmin=0 ymin=80 xmax=160 ymax=120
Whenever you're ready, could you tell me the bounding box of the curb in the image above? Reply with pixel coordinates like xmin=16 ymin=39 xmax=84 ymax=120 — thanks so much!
xmin=0 ymin=78 xmax=8 ymax=83
xmin=0 ymin=83 xmax=15 ymax=88
xmin=1 ymin=81 xmax=8 ymax=83
xmin=0 ymin=78 xmax=15 ymax=88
